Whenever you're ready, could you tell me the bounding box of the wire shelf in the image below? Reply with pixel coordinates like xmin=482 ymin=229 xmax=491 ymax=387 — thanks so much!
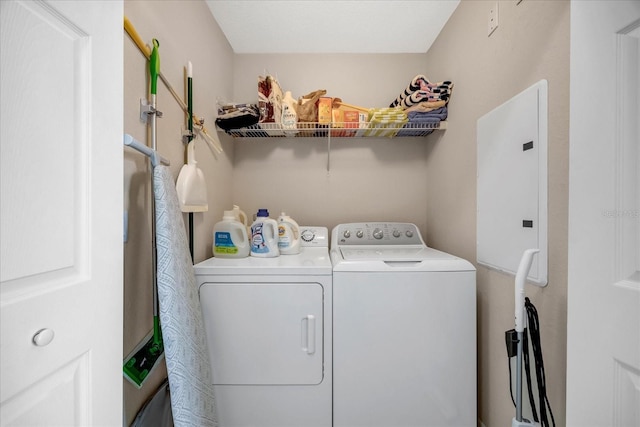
xmin=219 ymin=121 xmax=447 ymax=138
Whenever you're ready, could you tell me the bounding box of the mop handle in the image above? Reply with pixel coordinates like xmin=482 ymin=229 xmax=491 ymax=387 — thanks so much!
xmin=124 ymin=16 xmax=223 ymax=154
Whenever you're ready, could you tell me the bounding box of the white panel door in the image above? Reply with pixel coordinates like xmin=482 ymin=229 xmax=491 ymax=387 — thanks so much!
xmin=200 ymin=283 xmax=324 ymax=385
xmin=567 ymin=1 xmax=640 ymax=426
xmin=0 ymin=1 xmax=123 ymax=425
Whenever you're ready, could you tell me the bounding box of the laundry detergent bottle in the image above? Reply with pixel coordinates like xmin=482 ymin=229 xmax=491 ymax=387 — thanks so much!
xmin=232 ymin=204 xmax=250 ymax=237
xmin=250 ymin=209 xmax=280 ymax=257
xmin=277 ymin=212 xmax=301 ymax=255
xmin=213 ymin=210 xmax=250 ymax=258
xmin=281 ymin=91 xmax=298 ymax=136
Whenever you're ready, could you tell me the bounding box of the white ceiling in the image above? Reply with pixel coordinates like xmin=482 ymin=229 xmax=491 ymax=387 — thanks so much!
xmin=205 ymin=1 xmax=460 ymax=54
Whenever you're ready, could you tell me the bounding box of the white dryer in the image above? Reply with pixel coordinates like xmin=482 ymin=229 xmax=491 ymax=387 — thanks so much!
xmin=330 ymin=222 xmax=477 ymax=427
xmin=194 ymin=227 xmax=332 ymax=427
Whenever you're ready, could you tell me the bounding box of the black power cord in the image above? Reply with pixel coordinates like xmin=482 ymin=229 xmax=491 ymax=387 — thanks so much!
xmin=524 ymin=297 xmax=556 ymax=427
xmin=505 ymin=298 xmax=556 ymax=427
xmin=523 ymin=327 xmax=540 ymax=422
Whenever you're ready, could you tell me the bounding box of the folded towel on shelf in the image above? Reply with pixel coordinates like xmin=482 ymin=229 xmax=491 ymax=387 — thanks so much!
xmin=390 ymin=74 xmax=454 ymax=109
xmin=396 ymin=107 xmax=448 ymax=137
xmin=394 ymin=74 xmax=451 ymax=96
xmin=396 ymin=90 xmax=450 ymax=109
xmin=364 ymin=107 xmax=408 ymax=137
xmin=407 ymin=107 xmax=448 ymax=123
xmin=392 ymin=74 xmax=430 ymax=101
xmin=215 ymin=104 xmax=260 ymax=131
xmin=403 ymin=100 xmax=447 ymax=114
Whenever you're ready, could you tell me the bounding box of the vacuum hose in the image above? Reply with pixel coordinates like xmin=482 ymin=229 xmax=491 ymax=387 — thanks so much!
xmin=507 ymin=248 xmax=555 ymax=427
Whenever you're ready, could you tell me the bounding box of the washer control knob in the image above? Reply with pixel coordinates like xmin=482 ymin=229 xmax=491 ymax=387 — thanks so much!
xmin=356 ymin=230 xmax=364 ymax=238
xmin=343 ymin=230 xmax=351 ymax=238
xmin=301 ymin=229 xmax=315 ymax=242
xmin=393 ymin=230 xmax=401 ymax=238
xmin=405 ymin=230 xmax=414 ymax=238
xmin=373 ymin=228 xmax=383 ymax=239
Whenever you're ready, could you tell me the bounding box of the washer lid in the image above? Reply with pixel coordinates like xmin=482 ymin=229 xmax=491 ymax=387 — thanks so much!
xmin=332 ymin=246 xmax=475 ymax=272
xmin=339 ymin=246 xmax=444 ymax=261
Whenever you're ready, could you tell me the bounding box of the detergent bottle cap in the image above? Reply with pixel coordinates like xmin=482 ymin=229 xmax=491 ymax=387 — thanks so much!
xmin=257 ymin=208 xmax=269 ymax=217
xmin=222 ymin=210 xmax=236 ymax=221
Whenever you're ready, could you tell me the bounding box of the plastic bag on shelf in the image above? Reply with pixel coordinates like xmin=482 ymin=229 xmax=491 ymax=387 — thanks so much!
xmin=258 ymin=75 xmax=283 ymax=123
xmin=296 ymin=89 xmax=327 ymax=123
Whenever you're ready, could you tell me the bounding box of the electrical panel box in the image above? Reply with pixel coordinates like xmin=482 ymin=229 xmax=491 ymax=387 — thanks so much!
xmin=477 ymin=80 xmax=548 ymax=286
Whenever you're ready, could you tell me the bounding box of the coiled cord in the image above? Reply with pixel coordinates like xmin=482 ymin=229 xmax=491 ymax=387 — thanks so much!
xmin=507 ymin=298 xmax=556 ymax=427
xmin=524 ymin=297 xmax=555 ymax=427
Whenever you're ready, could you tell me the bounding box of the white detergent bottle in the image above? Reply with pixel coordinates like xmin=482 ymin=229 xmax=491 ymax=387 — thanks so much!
xmin=213 ymin=210 xmax=250 ymax=258
xmin=250 ymin=209 xmax=280 ymax=257
xmin=277 ymin=212 xmax=301 ymax=255
xmin=281 ymin=91 xmax=298 ymax=136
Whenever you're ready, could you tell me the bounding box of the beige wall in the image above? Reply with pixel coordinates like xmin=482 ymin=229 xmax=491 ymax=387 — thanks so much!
xmin=230 ymin=54 xmax=436 ymax=232
xmin=423 ymin=1 xmax=570 ymax=426
xmin=122 ymin=1 xmax=570 ymax=426
xmin=123 ymin=1 xmax=234 ymax=424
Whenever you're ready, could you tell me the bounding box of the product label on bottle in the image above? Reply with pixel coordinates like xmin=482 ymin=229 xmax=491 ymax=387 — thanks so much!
xmin=251 ymin=223 xmax=269 ymax=253
xmin=214 ymin=231 xmax=238 ymax=254
xmin=278 ymin=225 xmax=290 ymax=248
xmin=282 ymin=106 xmax=296 ymax=129
xmin=282 ymin=105 xmax=297 ymax=137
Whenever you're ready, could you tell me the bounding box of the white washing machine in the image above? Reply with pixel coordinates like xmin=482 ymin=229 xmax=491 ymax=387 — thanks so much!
xmin=194 ymin=226 xmax=332 ymax=427
xmin=330 ymin=222 xmax=477 ymax=427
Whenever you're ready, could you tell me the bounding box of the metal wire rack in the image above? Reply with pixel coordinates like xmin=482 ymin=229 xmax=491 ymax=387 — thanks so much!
xmin=219 ymin=121 xmax=447 ymax=138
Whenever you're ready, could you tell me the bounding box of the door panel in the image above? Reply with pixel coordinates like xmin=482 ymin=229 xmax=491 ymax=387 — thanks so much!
xmin=200 ymin=283 xmax=324 ymax=385
xmin=567 ymin=2 xmax=640 ymax=425
xmin=0 ymin=1 xmax=122 ymax=425
xmin=1 ymin=353 xmax=90 ymax=426
xmin=0 ymin=0 xmax=82 ymax=284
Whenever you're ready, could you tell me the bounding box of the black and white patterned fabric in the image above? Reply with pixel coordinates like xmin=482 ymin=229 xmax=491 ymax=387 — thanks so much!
xmin=390 ymin=74 xmax=454 ymax=108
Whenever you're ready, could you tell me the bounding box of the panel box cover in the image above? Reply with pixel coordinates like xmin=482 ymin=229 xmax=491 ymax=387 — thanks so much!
xmin=477 ymin=80 xmax=548 ymax=286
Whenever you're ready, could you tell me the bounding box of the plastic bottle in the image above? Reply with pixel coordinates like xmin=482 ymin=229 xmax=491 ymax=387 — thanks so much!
xmin=213 ymin=211 xmax=250 ymax=258
xmin=277 ymin=212 xmax=301 ymax=255
xmin=250 ymin=209 xmax=280 ymax=257
xmin=281 ymin=91 xmax=298 ymax=136
xmin=232 ymin=204 xmax=250 ymax=238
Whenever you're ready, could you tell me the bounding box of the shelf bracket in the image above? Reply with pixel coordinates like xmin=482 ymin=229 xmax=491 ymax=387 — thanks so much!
xmin=327 ymin=130 xmax=331 ymax=172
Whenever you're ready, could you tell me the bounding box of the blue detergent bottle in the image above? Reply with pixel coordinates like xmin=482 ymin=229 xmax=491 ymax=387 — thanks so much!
xmin=250 ymin=209 xmax=280 ymax=257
